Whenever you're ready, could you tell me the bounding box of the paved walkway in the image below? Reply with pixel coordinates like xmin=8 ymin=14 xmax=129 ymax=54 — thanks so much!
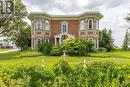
xmin=0 ymin=48 xmax=20 ymax=53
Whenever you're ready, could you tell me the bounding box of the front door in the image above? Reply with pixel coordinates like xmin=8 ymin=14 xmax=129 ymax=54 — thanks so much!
xmin=61 ymin=35 xmax=68 ymax=44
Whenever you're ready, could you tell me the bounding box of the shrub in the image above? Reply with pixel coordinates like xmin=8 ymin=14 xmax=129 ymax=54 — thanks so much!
xmin=38 ymin=42 xmax=52 ymax=55
xmin=99 ymin=47 xmax=107 ymax=52
xmin=53 ymin=60 xmax=128 ymax=87
xmin=0 ymin=61 xmax=128 ymax=87
xmin=63 ymin=38 xmax=93 ymax=56
xmin=50 ymin=45 xmax=63 ymax=56
xmin=16 ymin=51 xmax=43 ymax=57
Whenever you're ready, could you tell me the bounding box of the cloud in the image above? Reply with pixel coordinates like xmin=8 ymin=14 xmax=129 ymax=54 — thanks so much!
xmin=83 ymin=0 xmax=130 ymax=10
xmin=22 ymin=0 xmax=130 ymax=47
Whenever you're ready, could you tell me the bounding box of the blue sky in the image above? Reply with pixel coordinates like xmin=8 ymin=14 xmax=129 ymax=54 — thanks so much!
xmin=22 ymin=0 xmax=130 ymax=47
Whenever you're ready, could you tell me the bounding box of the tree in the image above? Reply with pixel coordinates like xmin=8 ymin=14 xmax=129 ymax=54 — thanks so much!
xmin=11 ymin=22 xmax=31 ymax=51
xmin=125 ymin=13 xmax=130 ymax=21
xmin=0 ymin=0 xmax=30 ymax=51
xmin=122 ymin=29 xmax=129 ymax=50
xmin=99 ymin=29 xmax=114 ymax=51
xmin=0 ymin=0 xmax=28 ymax=36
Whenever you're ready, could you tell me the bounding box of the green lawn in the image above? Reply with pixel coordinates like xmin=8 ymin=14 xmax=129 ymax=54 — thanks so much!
xmin=0 ymin=51 xmax=130 ymax=69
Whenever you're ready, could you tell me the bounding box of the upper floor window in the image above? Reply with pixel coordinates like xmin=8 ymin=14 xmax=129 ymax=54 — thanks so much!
xmin=32 ymin=20 xmax=35 ymax=30
xmin=88 ymin=19 xmax=93 ymax=29
xmin=80 ymin=20 xmax=85 ymax=30
xmin=61 ymin=21 xmax=68 ymax=33
xmin=96 ymin=20 xmax=99 ymax=29
xmin=45 ymin=20 xmax=50 ymax=31
xmin=36 ymin=19 xmax=42 ymax=30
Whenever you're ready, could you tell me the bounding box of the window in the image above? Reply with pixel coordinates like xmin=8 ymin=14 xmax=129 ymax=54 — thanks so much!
xmin=56 ymin=38 xmax=60 ymax=44
xmin=37 ymin=39 xmax=41 ymax=48
xmin=38 ymin=19 xmax=42 ymax=30
xmin=61 ymin=21 xmax=68 ymax=33
xmin=96 ymin=20 xmax=99 ymax=29
xmin=88 ymin=38 xmax=93 ymax=42
xmin=36 ymin=19 xmax=42 ymax=30
xmin=32 ymin=20 xmax=35 ymax=30
xmin=88 ymin=19 xmax=93 ymax=29
xmin=80 ymin=20 xmax=85 ymax=30
xmin=45 ymin=38 xmax=49 ymax=43
xmin=45 ymin=20 xmax=50 ymax=31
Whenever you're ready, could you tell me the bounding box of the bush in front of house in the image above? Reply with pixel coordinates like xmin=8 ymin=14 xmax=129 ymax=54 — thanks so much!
xmin=50 ymin=45 xmax=63 ymax=56
xmin=38 ymin=42 xmax=52 ymax=55
xmin=63 ymin=38 xmax=94 ymax=56
xmin=99 ymin=47 xmax=107 ymax=52
xmin=38 ymin=38 xmax=93 ymax=56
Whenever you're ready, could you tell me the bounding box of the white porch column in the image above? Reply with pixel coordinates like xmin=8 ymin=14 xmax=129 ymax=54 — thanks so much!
xmin=59 ymin=36 xmax=62 ymax=45
xmin=97 ymin=39 xmax=99 ymax=50
xmin=55 ymin=37 xmax=57 ymax=45
xmin=31 ymin=38 xmax=33 ymax=49
xmin=31 ymin=38 xmax=36 ymax=50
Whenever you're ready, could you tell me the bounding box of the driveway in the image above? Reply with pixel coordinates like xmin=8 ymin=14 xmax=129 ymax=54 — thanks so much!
xmin=0 ymin=48 xmax=20 ymax=53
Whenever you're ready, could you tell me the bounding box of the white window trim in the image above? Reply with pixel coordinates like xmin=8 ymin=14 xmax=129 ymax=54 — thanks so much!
xmin=88 ymin=19 xmax=93 ymax=29
xmin=61 ymin=21 xmax=68 ymax=33
xmin=32 ymin=20 xmax=35 ymax=30
xmin=80 ymin=20 xmax=85 ymax=30
xmin=45 ymin=20 xmax=50 ymax=31
xmin=96 ymin=20 xmax=99 ymax=29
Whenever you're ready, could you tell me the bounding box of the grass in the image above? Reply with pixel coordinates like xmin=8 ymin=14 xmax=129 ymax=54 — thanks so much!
xmin=0 ymin=51 xmax=130 ymax=69
xmin=0 ymin=51 xmax=130 ymax=86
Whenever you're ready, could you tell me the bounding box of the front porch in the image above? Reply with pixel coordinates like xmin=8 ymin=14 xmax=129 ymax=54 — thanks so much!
xmin=54 ymin=33 xmax=74 ymax=45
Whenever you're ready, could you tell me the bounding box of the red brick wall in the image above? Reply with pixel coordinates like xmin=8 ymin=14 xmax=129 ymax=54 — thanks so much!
xmin=50 ymin=20 xmax=79 ymax=43
xmin=68 ymin=20 xmax=79 ymax=37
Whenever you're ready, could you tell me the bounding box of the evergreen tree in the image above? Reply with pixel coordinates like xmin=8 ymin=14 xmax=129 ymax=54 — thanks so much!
xmin=125 ymin=13 xmax=130 ymax=21
xmin=99 ymin=29 xmax=114 ymax=51
xmin=122 ymin=29 xmax=129 ymax=50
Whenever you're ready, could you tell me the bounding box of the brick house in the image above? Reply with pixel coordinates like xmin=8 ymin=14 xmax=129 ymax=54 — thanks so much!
xmin=28 ymin=11 xmax=103 ymax=51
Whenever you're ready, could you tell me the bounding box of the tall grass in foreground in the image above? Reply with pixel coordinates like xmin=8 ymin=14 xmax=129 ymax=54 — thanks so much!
xmin=0 ymin=60 xmax=128 ymax=87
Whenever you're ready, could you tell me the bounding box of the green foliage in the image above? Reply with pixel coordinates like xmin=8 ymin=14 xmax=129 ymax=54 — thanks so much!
xmin=12 ymin=24 xmax=31 ymax=51
xmin=122 ymin=29 xmax=129 ymax=51
xmin=0 ymin=0 xmax=28 ymax=36
xmin=50 ymin=45 xmax=63 ymax=56
xmin=38 ymin=42 xmax=52 ymax=55
xmin=16 ymin=51 xmax=43 ymax=57
xmin=0 ymin=0 xmax=30 ymax=51
xmin=99 ymin=47 xmax=107 ymax=52
xmin=125 ymin=13 xmax=130 ymax=21
xmin=0 ymin=60 xmax=128 ymax=87
xmin=99 ymin=29 xmax=114 ymax=52
xmin=63 ymin=38 xmax=93 ymax=56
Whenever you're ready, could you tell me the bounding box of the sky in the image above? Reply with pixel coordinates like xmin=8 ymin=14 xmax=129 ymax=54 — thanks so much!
xmin=22 ymin=0 xmax=130 ymax=47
